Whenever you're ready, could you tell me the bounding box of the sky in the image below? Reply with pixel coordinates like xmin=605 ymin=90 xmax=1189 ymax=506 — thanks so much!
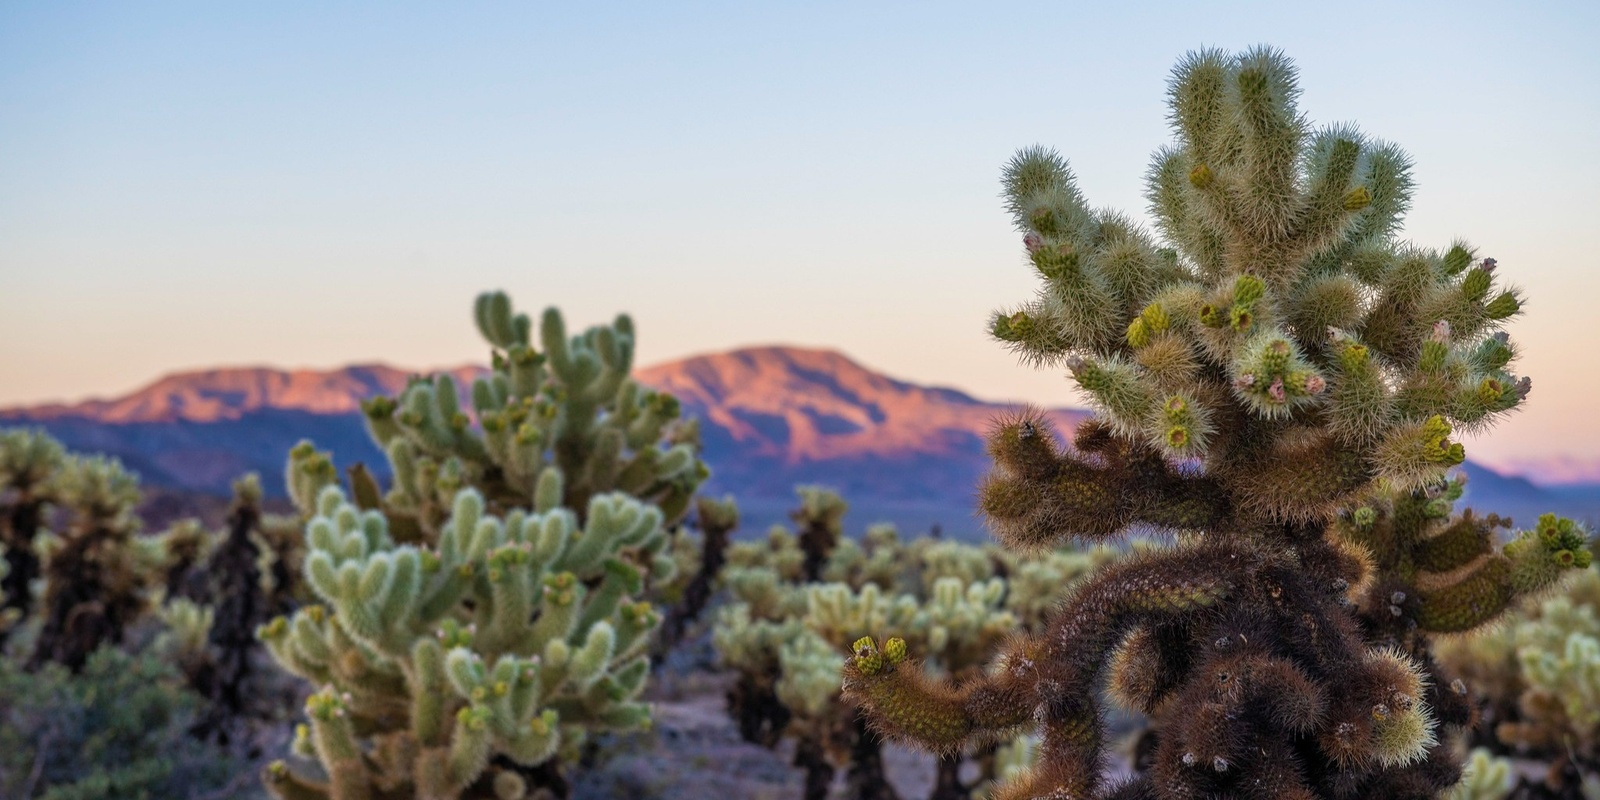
xmin=1 ymin=1 xmax=1597 ymax=471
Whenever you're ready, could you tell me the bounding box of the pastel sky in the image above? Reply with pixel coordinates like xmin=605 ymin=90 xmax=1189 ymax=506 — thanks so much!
xmin=1 ymin=2 xmax=1596 ymax=469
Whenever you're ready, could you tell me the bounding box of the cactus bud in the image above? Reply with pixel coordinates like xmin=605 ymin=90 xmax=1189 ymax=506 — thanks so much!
xmin=1484 ymin=292 xmax=1520 ymax=320
xmin=884 ymin=637 xmax=907 ymax=664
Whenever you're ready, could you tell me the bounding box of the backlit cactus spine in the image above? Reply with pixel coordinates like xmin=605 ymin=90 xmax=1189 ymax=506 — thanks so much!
xmin=841 ymin=47 xmax=1590 ymax=800
xmin=261 ymin=292 xmax=709 ymax=800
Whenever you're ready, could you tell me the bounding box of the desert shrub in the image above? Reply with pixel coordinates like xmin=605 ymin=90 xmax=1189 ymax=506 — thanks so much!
xmin=0 ymin=645 xmax=252 ymax=800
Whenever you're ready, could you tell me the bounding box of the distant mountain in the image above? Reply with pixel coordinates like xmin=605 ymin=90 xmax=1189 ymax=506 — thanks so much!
xmin=3 ymin=347 xmax=1596 ymax=536
xmin=0 ymin=349 xmax=1084 ymax=535
xmin=1492 ymin=455 xmax=1600 ymax=486
xmin=10 ymin=364 xmax=485 ymax=424
xmin=1456 ymin=461 xmax=1600 ymax=529
xmin=635 ymin=347 xmax=1089 ymax=532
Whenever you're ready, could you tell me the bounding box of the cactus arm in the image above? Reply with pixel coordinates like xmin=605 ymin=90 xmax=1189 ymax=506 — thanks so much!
xmin=841 ymin=635 xmax=1038 ymax=753
xmin=263 ymin=761 xmax=333 ymax=800
xmin=980 ymin=413 xmax=1231 ymax=549
xmin=1414 ymin=515 xmax=1590 ymax=633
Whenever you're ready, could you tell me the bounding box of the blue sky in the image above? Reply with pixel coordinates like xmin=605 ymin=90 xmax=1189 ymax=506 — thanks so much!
xmin=1 ymin=1 xmax=1597 ymax=467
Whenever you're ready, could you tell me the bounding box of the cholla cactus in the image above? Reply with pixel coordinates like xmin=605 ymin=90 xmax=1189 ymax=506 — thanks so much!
xmin=157 ymin=473 xmax=288 ymax=733
xmin=0 ymin=547 xmax=15 ymax=635
xmin=796 ymin=485 xmax=849 ymax=582
xmin=0 ymin=427 xmax=66 ymax=645
xmin=841 ymin=47 xmax=1590 ymax=800
xmin=260 ymin=292 xmax=708 ymax=800
xmin=714 ymin=488 xmax=876 ymax=799
xmin=1332 ymin=481 xmax=1586 ymax=734
xmin=261 ymin=482 xmax=661 ymax=799
xmin=157 ymin=598 xmax=217 ymax=680
xmin=656 ymin=494 xmax=740 ymax=656
xmin=28 ymin=454 xmax=154 ymax=672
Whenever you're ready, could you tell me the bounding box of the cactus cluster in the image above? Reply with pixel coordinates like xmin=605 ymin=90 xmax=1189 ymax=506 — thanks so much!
xmin=1437 ymin=560 xmax=1600 ymax=795
xmin=316 ymin=290 xmax=705 ymax=534
xmin=259 ymin=291 xmax=709 ymax=799
xmin=841 ymin=47 xmax=1591 ymax=800
xmin=0 ymin=427 xmax=295 ymax=704
xmin=155 ymin=473 xmax=299 ymax=733
xmin=713 ymin=487 xmax=1100 ymax=799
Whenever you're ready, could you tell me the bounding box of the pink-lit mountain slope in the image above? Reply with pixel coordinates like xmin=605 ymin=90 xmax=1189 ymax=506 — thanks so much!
xmin=637 ymin=346 xmax=1085 ymax=465
xmin=3 ymin=347 xmax=1594 ymax=535
xmin=11 ymin=364 xmax=486 ymax=424
xmin=0 ymin=348 xmax=1084 ymax=534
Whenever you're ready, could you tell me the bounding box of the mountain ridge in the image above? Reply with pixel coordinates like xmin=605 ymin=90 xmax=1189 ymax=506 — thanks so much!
xmin=4 ymin=346 xmax=1596 ymax=534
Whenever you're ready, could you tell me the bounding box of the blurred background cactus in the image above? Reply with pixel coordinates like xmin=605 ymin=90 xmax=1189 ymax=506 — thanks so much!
xmin=1436 ymin=560 xmax=1600 ymax=795
xmin=653 ymin=494 xmax=740 ymax=660
xmin=155 ymin=472 xmax=301 ymax=737
xmin=258 ymin=291 xmax=711 ymax=799
xmin=713 ymin=486 xmax=1089 ymax=799
xmin=0 ymin=428 xmax=66 ymax=650
xmin=841 ymin=47 xmax=1592 ymax=800
xmin=26 ymin=453 xmax=155 ymax=671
